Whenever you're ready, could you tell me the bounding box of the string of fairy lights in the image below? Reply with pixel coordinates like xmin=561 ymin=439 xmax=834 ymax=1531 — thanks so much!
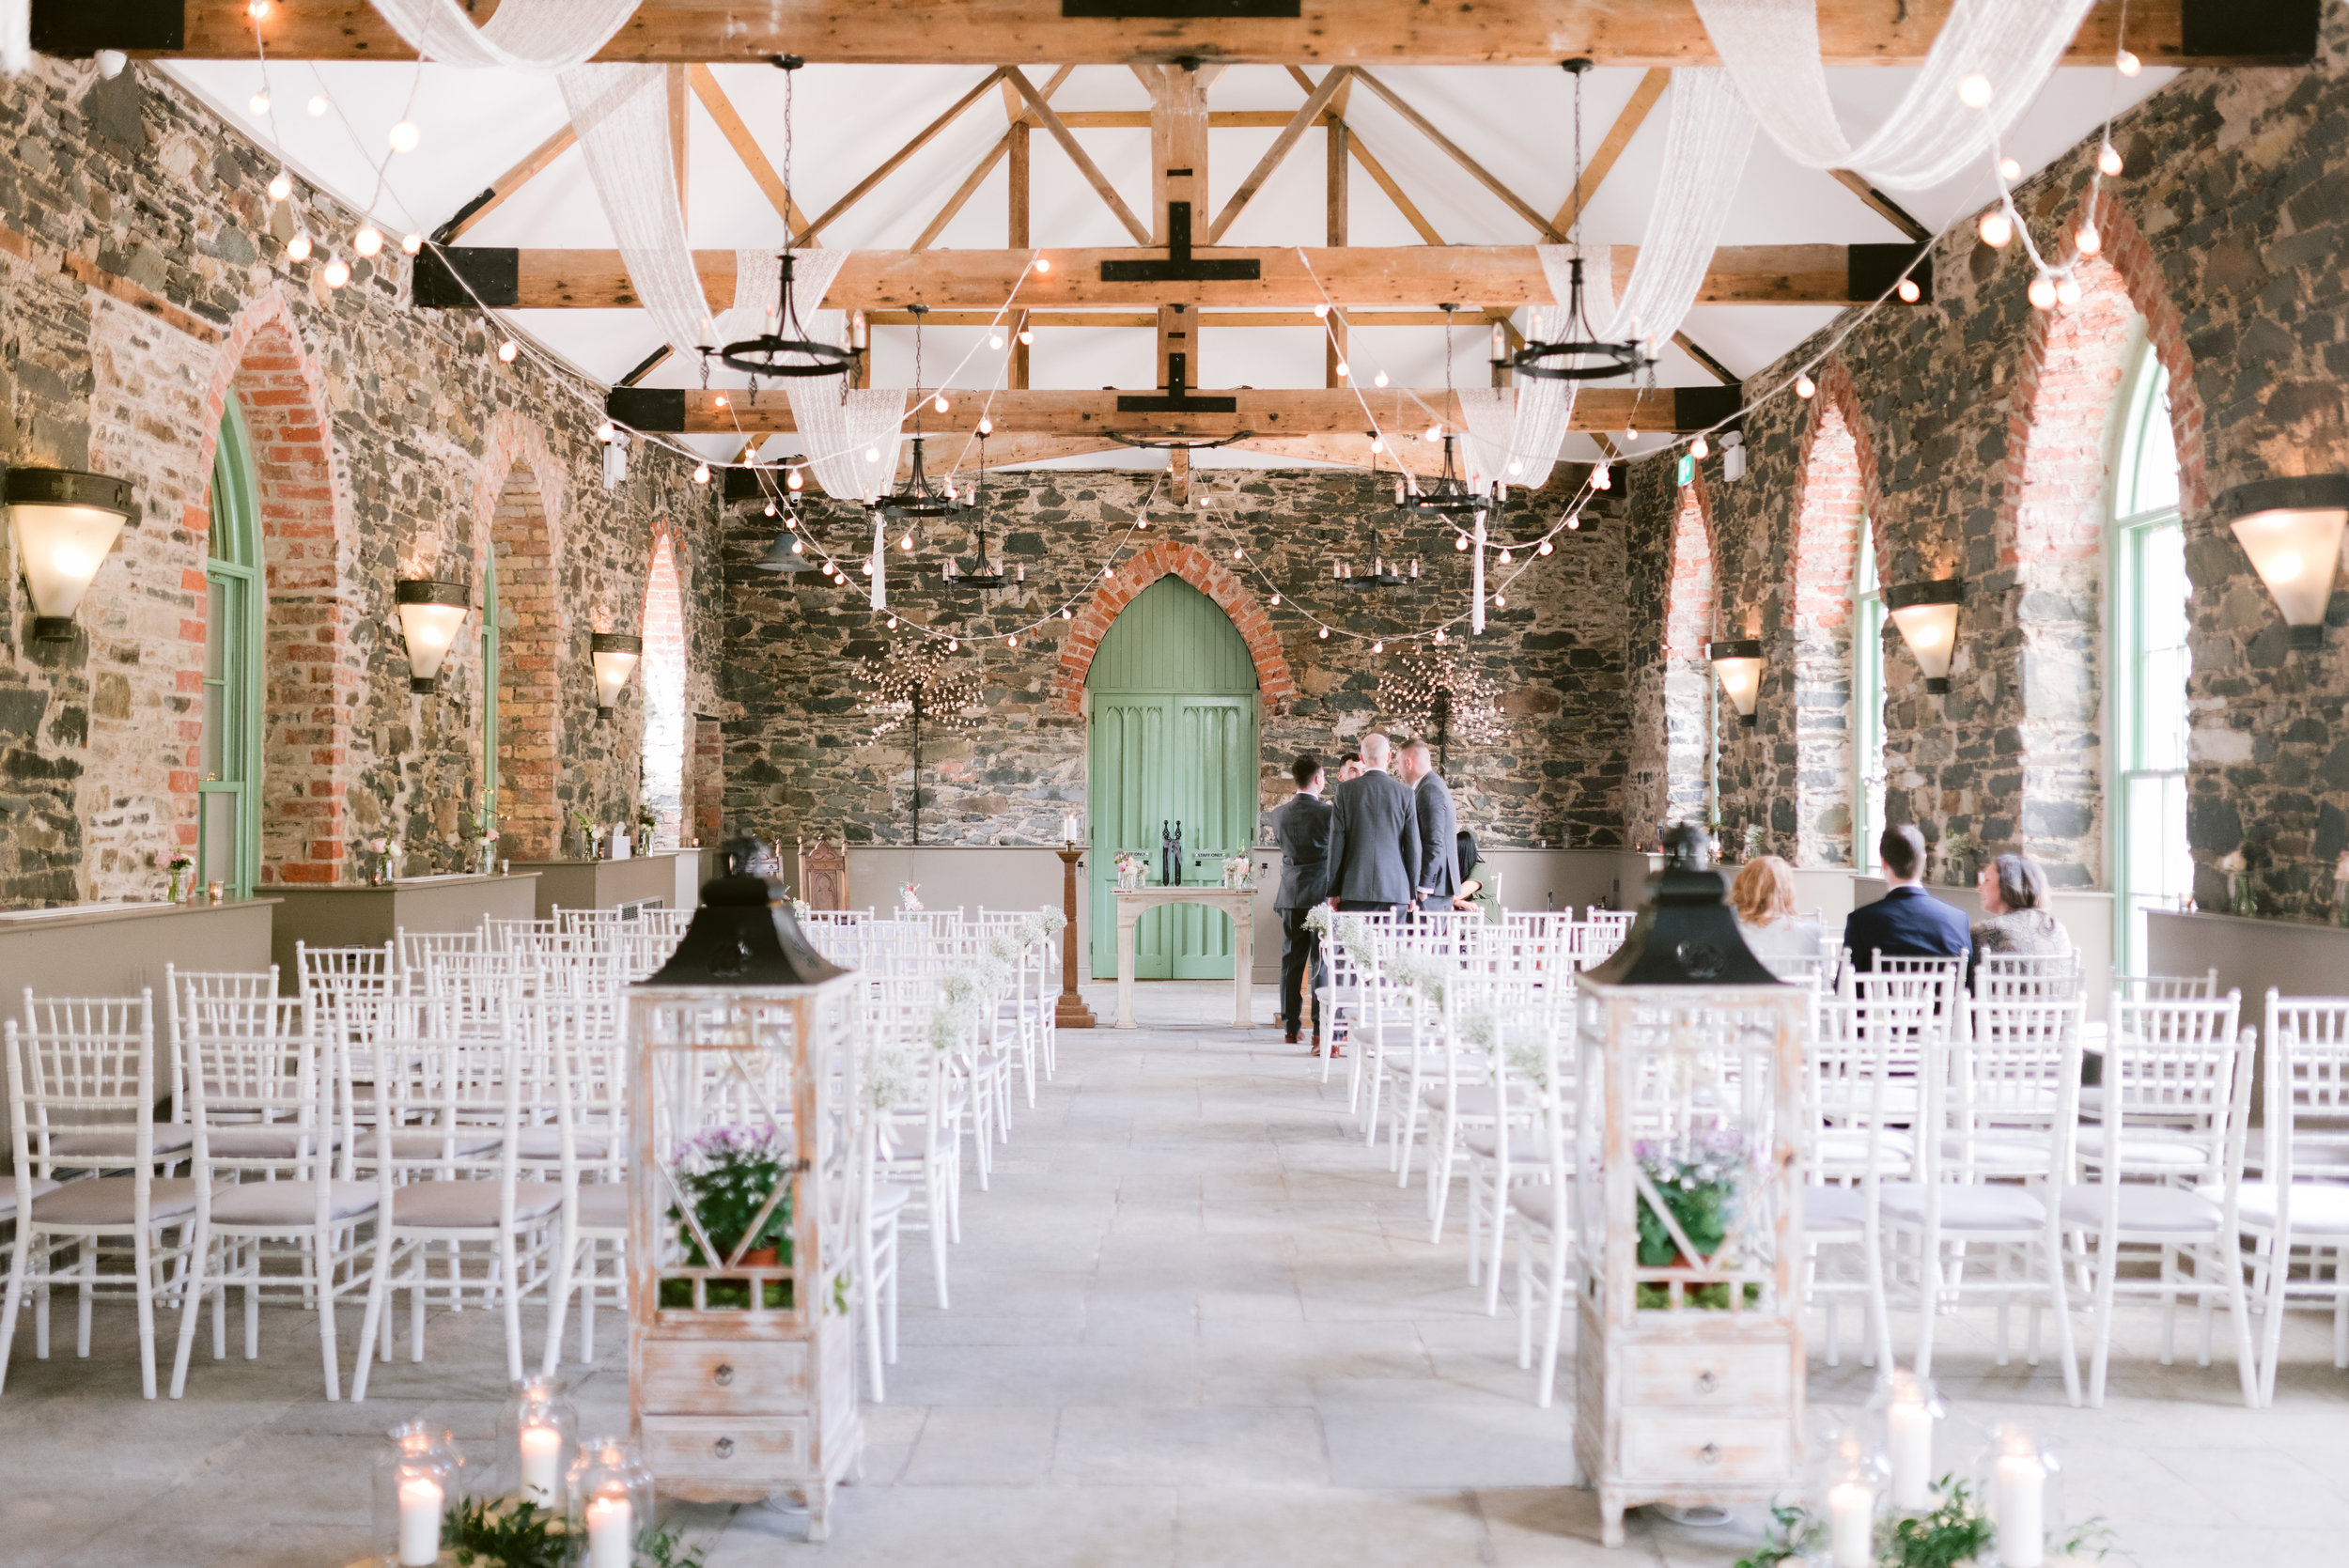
xmin=227 ymin=0 xmax=2155 ymax=661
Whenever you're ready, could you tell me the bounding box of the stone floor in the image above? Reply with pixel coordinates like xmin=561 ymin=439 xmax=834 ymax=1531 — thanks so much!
xmin=4 ymin=979 xmax=2347 ymax=1566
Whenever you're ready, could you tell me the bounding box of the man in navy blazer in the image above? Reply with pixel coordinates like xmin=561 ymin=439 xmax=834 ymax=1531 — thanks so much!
xmin=1843 ymin=823 xmax=1971 ymax=970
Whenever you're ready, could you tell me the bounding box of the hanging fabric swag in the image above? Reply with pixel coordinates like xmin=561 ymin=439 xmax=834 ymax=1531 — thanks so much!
xmin=368 ymin=0 xmax=640 ymax=70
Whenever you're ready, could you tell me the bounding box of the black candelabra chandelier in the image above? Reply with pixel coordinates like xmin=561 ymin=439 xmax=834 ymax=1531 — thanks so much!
xmin=714 ymin=57 xmax=854 ymax=383
xmin=1404 ymin=307 xmax=1488 ymax=520
xmin=1514 ymin=59 xmax=1647 ymax=384
xmin=879 ymin=304 xmax=970 ymax=520
xmin=1333 ymin=434 xmax=1418 ymax=587
xmin=942 ymin=432 xmax=1015 ymax=590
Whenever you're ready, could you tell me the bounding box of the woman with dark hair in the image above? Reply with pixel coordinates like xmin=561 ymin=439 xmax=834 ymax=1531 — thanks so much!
xmin=1972 ymin=852 xmax=2069 ymax=957
xmin=1451 ymin=828 xmax=1501 ymax=923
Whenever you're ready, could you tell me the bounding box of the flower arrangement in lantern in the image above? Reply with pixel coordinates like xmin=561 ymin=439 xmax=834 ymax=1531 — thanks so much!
xmin=661 ymin=1125 xmax=795 ymax=1311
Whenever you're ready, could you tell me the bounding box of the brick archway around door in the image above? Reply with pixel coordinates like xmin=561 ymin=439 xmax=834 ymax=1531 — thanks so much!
xmin=1052 ymin=541 xmax=1295 ymax=715
xmin=193 ymin=293 xmax=358 ymax=885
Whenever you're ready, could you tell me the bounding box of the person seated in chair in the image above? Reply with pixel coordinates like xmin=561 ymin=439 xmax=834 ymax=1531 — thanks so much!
xmin=1842 ymin=823 xmax=1970 ymax=972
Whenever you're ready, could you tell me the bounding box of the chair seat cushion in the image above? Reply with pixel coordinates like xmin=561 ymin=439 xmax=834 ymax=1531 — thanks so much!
xmin=1419 ymin=1082 xmax=1510 ymax=1118
xmin=870 ymin=1182 xmax=913 ymax=1224
xmin=0 ymin=1174 xmax=59 ymax=1215
xmin=209 ymin=1179 xmax=380 ymax=1227
xmin=30 ymin=1176 xmax=206 ymax=1227
xmin=1879 ymin=1182 xmax=2046 ymax=1231
xmin=2076 ymin=1126 xmax=2211 ymax=1169
xmin=355 ymin=1129 xmax=503 ymax=1161
xmin=1506 ymin=1180 xmax=1571 ymax=1229
xmin=2217 ymin=1180 xmax=2349 ymax=1236
xmin=573 ymin=1183 xmax=630 ymax=1231
xmin=2059 ymin=1183 xmax=2224 ymax=1234
xmin=1937 ymin=1132 xmax=2053 ymax=1173
xmin=392 ymin=1178 xmax=563 ymax=1229
xmin=204 ymin=1126 xmax=339 ymax=1161
xmin=48 ymin=1124 xmax=194 ymax=1159
xmin=1804 ymin=1185 xmax=1874 ymax=1232
xmin=512 ymin=1127 xmax=614 ymax=1160
xmin=1818 ymin=1127 xmax=1915 ymax=1167
xmin=1463 ymin=1126 xmax=1550 ymax=1165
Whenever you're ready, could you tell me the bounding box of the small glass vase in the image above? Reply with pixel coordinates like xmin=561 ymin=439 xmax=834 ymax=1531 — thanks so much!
xmin=164 ymin=865 xmax=189 ymax=904
xmin=2231 ymin=874 xmax=2256 ymax=919
xmin=1975 ymin=1423 xmax=2063 ymax=1568
xmin=499 ymin=1374 xmax=579 ymax=1509
xmin=476 ymin=839 xmax=498 ymax=876
xmin=568 ymin=1435 xmax=655 ymax=1568
xmin=1808 ymin=1430 xmax=1887 ymax=1568
xmin=373 ymin=1420 xmax=460 ymax=1568
xmin=1867 ymin=1368 xmax=1946 ymax=1514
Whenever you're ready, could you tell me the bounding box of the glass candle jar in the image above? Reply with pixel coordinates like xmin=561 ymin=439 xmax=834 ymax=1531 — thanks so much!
xmin=373 ymin=1420 xmax=459 ymax=1567
xmin=1978 ymin=1423 xmax=2063 ymax=1568
xmin=568 ymin=1435 xmax=654 ymax=1568
xmin=499 ymin=1374 xmax=578 ymax=1508
xmin=1867 ymin=1368 xmax=1946 ymax=1514
xmin=1809 ymin=1432 xmax=1886 ymax=1568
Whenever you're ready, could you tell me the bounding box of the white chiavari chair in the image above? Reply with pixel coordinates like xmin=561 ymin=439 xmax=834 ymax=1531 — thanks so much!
xmin=1506 ymin=986 xmax=1578 ymax=1407
xmin=2238 ymin=993 xmax=2349 ymax=1404
xmin=350 ymin=1029 xmax=561 ymax=1397
xmin=397 ymin=926 xmax=482 ymax=981
xmin=162 ymin=964 xmax=281 ymax=1140
xmin=537 ymin=994 xmax=631 ymax=1373
xmin=1802 ymin=991 xmax=1910 ymax=1370
xmin=168 ymin=990 xmax=374 ymax=1400
xmin=0 ymin=992 xmax=196 ymax=1399
xmin=867 ymin=981 xmax=960 ymax=1314
xmin=1456 ymin=968 xmax=1566 ymax=1313
xmin=484 ymin=917 xmax=557 ymax=955
xmin=1883 ymin=989 xmax=2083 ymax=1401
xmin=2063 ymin=990 xmax=2256 ymax=1406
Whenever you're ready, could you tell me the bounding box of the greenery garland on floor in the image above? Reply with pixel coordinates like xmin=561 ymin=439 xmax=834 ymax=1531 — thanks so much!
xmin=1732 ymin=1480 xmax=2115 ymax=1568
xmin=443 ymin=1496 xmax=710 ymax=1568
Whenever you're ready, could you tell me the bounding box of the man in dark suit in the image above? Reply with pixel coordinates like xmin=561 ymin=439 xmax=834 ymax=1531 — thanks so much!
xmin=1843 ymin=822 xmax=1971 ymax=970
xmin=1324 ymin=732 xmax=1420 ymax=913
xmin=1395 ymin=737 xmax=1458 ymax=909
xmin=1271 ymin=753 xmax=1334 ymax=1047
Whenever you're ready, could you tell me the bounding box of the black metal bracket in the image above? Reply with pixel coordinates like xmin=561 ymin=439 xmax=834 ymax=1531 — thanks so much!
xmin=412 ymin=245 xmax=519 ymax=309
xmin=606 ymin=387 xmax=688 ymax=432
xmin=1062 ymin=1 xmax=1299 ymax=16
xmin=1115 ymin=352 xmax=1237 ymax=415
xmin=1099 ymin=202 xmax=1260 ymax=284
xmin=1848 ymin=242 xmax=1933 ymax=304
xmin=30 ymin=0 xmax=182 ymax=54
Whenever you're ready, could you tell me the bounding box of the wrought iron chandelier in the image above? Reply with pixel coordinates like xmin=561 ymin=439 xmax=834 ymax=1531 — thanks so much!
xmin=1514 ymin=59 xmax=1645 ymax=384
xmin=714 ymin=58 xmax=854 ymax=382
xmin=1404 ymin=307 xmax=1490 ymax=519
xmin=878 ymin=305 xmax=969 ymax=519
xmin=941 ymin=433 xmax=1012 ymax=590
xmin=1336 ymin=436 xmax=1417 ymax=586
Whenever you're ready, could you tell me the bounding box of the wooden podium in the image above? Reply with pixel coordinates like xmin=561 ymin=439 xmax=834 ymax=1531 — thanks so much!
xmin=1054 ymin=846 xmax=1096 ymax=1029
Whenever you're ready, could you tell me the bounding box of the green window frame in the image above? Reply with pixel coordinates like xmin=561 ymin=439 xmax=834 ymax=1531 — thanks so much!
xmin=1851 ymin=515 xmax=1887 ymax=874
xmin=199 ymin=399 xmax=265 ymax=897
xmin=2108 ymin=348 xmax=2188 ymax=973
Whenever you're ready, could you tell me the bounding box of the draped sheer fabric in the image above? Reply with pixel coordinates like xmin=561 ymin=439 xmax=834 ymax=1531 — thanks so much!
xmin=369 ymin=0 xmax=640 ymax=70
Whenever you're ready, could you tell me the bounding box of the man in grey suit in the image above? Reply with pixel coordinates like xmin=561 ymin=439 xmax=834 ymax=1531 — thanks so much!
xmin=1270 ymin=753 xmax=1333 ymax=1047
xmin=1396 ymin=737 xmax=1459 ymax=909
xmin=1323 ymin=732 xmax=1420 ymax=913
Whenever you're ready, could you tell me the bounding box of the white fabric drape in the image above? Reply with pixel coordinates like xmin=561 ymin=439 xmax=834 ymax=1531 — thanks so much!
xmin=1 ymin=1 xmax=29 ymax=76
xmin=559 ymin=65 xmax=714 ymax=360
xmin=1692 ymin=0 xmax=2097 ymax=190
xmin=369 ymin=0 xmax=639 ymax=70
xmin=792 ymin=388 xmax=906 ymax=505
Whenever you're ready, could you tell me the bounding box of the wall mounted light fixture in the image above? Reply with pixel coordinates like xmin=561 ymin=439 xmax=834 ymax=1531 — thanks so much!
xmin=1703 ymin=639 xmax=1764 ymax=728
xmin=5 ymin=468 xmax=134 ymax=640
xmin=394 ymin=579 xmax=470 ymax=694
xmin=1883 ymin=578 xmax=1965 ymax=693
xmin=590 ymin=631 xmax=643 ymax=722
xmin=2216 ymin=474 xmax=2348 ymax=650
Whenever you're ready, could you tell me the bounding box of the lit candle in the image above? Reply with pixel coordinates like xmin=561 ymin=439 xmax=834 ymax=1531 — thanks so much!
xmin=519 ymin=1424 xmax=562 ymax=1503
xmin=397 ymin=1474 xmax=443 ymax=1567
xmin=1827 ymin=1480 xmax=1875 ymax=1568
xmin=1887 ymin=1392 xmax=1934 ymax=1510
xmin=585 ymin=1494 xmax=632 ymax=1568
xmin=1063 ymin=814 xmax=1078 ymax=844
xmin=1992 ymin=1450 xmax=2046 ymax=1568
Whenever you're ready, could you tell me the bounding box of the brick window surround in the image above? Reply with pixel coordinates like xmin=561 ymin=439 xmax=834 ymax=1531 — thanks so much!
xmin=1051 ymin=540 xmax=1295 ymax=715
xmin=1783 ymin=363 xmax=1879 ymax=867
xmin=191 ymin=294 xmax=357 ymax=885
xmin=1660 ymin=484 xmax=1717 ymax=827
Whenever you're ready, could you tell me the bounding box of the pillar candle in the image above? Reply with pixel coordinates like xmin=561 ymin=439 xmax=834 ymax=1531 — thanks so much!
xmin=585 ymin=1495 xmax=632 ymax=1568
xmin=519 ymin=1425 xmax=562 ymax=1503
xmin=1827 ymin=1481 xmax=1875 ymax=1568
xmin=1887 ymin=1397 xmax=1934 ymax=1510
xmin=397 ymin=1475 xmax=443 ymax=1567
xmin=1992 ymin=1452 xmax=2046 ymax=1568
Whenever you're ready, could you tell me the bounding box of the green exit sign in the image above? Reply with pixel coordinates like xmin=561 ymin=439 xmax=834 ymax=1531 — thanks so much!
xmin=1675 ymin=453 xmax=1695 ymax=488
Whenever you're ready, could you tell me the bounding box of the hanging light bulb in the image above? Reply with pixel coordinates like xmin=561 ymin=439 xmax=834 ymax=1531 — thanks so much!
xmin=268 ymin=169 xmax=293 ymax=202
xmin=1032 ymin=256 xmax=1051 ymax=273
xmin=2028 ymin=274 xmax=2058 ymax=310
xmin=1454 ymin=534 xmax=1469 ymax=551
xmin=1590 ymin=462 xmax=1611 ymax=490
xmin=1795 ymin=373 xmax=1815 ymax=399
xmin=248 ymin=91 xmax=271 ymax=116
xmin=1312 ymin=303 xmax=1329 ymax=319
xmin=2116 ymin=48 xmax=2140 ymax=76
xmin=1423 ymin=424 xmax=1441 ymax=442
xmin=1061 ymin=607 xmax=1071 ymax=619
xmin=1999 ymin=156 xmax=2022 ymax=182
xmin=1897 ymin=277 xmax=1921 ymax=303
xmin=934 ymin=394 xmax=951 ymax=413
xmin=1434 ymin=628 xmax=1446 ymax=643
xmin=864 ymin=446 xmax=880 ymax=462
xmin=1369 ymin=436 xmax=1384 ymax=454
xmin=1373 ymin=370 xmax=1388 ymax=387
xmin=713 ymin=395 xmax=729 ymax=408
xmin=2098 ymin=141 xmax=2124 ymax=177
xmin=1508 ymin=458 xmax=1524 ymax=474
xmin=1269 ymin=593 xmax=1281 ymax=606
xmin=1537 ymin=538 xmax=1554 ymax=555
xmin=353 ymin=225 xmax=382 ymax=257
xmin=900 ymin=533 xmax=913 ymax=551
xmin=388 ymin=119 xmax=420 ymax=153
xmin=2075 ymin=220 xmax=2103 ymax=256
xmin=1232 ymin=546 xmax=1243 ymax=560
xmin=306 ymin=93 xmax=328 ymax=116
xmin=1317 ymin=626 xmax=1329 ymax=640
xmin=1018 ymin=329 xmax=1034 ymax=346
xmin=692 ymin=462 xmax=711 ymax=485
xmin=1007 ymin=634 xmax=1018 ymax=647
xmin=1690 ymin=434 xmax=1710 ymax=460
xmin=977 ymin=417 xmax=994 ymax=436
xmin=497 ymin=339 xmax=518 ymax=363
xmin=1493 ymin=592 xmax=1506 ymax=608
xmin=860 ymin=560 xmax=874 ymax=576
xmin=1499 ymin=548 xmax=1513 ymax=565
xmin=949 ymin=638 xmax=958 ymax=650
xmin=1334 ymin=360 xmax=1349 ymax=378
xmin=322 ymin=255 xmax=350 ymax=288
xmin=887 ymin=616 xmax=898 ymax=629
xmin=1979 ymin=210 xmax=2015 ymax=247
xmin=1566 ymin=514 xmax=1581 ymax=531
xmin=246 ymin=0 xmax=272 ymax=16
xmin=596 ymin=421 xmax=616 ymax=443
xmin=764 ymin=502 xmax=778 ymax=518
xmin=2055 ymin=274 xmax=2083 ymax=306
xmin=401 ymin=232 xmax=423 ymax=256
xmin=791 ymin=537 xmax=803 ymax=553
xmin=1372 ymin=641 xmax=1383 ymax=654
xmin=1957 ymin=73 xmax=1993 ymax=109
xmin=786 ymin=469 xmax=804 ymax=490
xmin=989 ymin=334 xmax=1004 ymax=349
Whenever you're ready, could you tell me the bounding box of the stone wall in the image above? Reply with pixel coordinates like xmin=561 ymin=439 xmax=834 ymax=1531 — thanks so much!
xmin=0 ymin=58 xmax=722 ymax=904
xmin=1622 ymin=20 xmax=2349 ymax=919
xmin=719 ymin=468 xmax=1629 ymax=856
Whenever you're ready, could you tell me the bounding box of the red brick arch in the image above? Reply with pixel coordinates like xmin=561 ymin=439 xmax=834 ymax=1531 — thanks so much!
xmin=470 ymin=414 xmax=570 ymax=861
xmin=1052 ymin=541 xmax=1295 ymax=715
xmin=193 ymin=292 xmax=360 ymax=884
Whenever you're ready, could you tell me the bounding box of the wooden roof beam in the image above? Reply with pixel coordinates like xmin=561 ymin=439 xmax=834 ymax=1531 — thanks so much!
xmin=435 ymin=121 xmax=578 ymax=244
xmin=1006 ymin=66 xmax=1152 ymax=244
xmin=1350 ymin=70 xmax=1563 ymax=242
xmin=157 ymin=2 xmax=2313 ymax=68
xmin=690 ymin=65 xmax=817 ymax=238
xmin=1552 ymin=67 xmax=1667 ymax=237
xmin=790 ymin=67 xmax=1011 ymax=248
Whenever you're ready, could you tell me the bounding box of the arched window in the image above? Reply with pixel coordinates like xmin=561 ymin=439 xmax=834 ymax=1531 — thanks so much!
xmin=1852 ymin=516 xmax=1886 ymax=873
xmin=199 ymin=398 xmax=263 ymax=896
xmin=1651 ymin=485 xmax=1715 ymax=834
xmin=2109 ymin=346 xmax=2187 ymax=970
xmin=641 ymin=534 xmax=688 ymax=845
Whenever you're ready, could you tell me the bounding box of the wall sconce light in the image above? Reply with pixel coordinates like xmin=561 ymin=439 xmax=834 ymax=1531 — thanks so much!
xmin=5 ymin=468 xmax=134 ymax=640
xmin=1883 ymin=578 xmax=1965 ymax=693
xmin=2216 ymin=474 xmax=2348 ymax=649
xmin=394 ymin=579 xmax=470 ymax=694
xmin=590 ymin=631 xmax=642 ymax=722
xmin=1703 ymin=639 xmax=1764 ymax=728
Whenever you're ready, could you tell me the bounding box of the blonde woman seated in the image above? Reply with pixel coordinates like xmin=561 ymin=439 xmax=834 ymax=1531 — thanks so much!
xmin=1730 ymin=855 xmax=1825 ymax=976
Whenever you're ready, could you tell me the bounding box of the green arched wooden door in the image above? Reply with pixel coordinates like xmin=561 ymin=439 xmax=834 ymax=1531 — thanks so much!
xmin=1087 ymin=576 xmax=1258 ymax=979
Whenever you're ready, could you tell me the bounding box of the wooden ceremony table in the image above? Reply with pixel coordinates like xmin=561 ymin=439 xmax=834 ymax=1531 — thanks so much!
xmin=1111 ymin=885 xmax=1255 ymax=1031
